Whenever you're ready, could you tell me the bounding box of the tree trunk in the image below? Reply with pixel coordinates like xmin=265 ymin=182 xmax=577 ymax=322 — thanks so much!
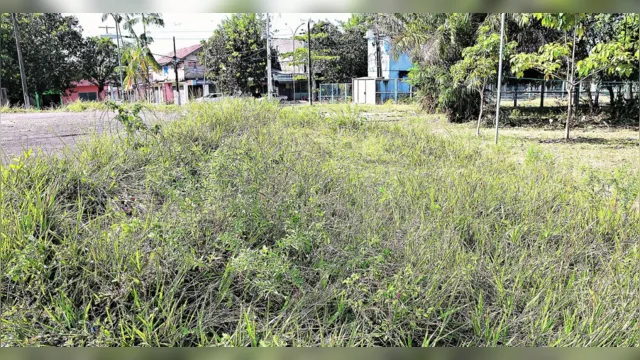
xmin=594 ymin=84 xmax=600 ymax=108
xmin=585 ymin=82 xmax=594 ymax=114
xmin=97 ymin=84 xmax=104 ymax=101
xmin=607 ymin=85 xmax=614 ymax=106
xmin=476 ymin=88 xmax=484 ymax=136
xmin=566 ymin=84 xmax=573 ymax=139
xmin=142 ymin=18 xmax=152 ymax=103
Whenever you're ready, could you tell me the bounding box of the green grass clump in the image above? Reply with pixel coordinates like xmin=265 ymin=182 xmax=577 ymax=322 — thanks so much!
xmin=1 ymin=100 xmax=639 ymax=346
xmin=1 ymin=100 xmax=180 ymax=114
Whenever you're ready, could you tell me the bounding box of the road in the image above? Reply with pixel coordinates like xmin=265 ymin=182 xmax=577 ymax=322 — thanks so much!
xmin=0 ymin=110 xmax=180 ymax=164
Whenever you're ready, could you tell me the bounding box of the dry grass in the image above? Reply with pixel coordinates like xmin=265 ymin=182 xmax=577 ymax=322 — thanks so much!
xmin=1 ymin=100 xmax=639 ymax=346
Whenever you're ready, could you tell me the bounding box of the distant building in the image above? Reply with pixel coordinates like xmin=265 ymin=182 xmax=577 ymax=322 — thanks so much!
xmin=150 ymin=44 xmax=213 ymax=104
xmin=270 ymin=38 xmax=312 ymax=101
xmin=150 ymin=40 xmax=319 ymax=103
xmin=62 ymin=80 xmax=109 ymax=105
xmin=365 ymin=30 xmax=413 ymax=79
xmin=352 ymin=30 xmax=415 ymax=104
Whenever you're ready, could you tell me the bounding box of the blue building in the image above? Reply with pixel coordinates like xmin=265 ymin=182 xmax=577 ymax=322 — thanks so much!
xmin=353 ymin=30 xmax=415 ymax=104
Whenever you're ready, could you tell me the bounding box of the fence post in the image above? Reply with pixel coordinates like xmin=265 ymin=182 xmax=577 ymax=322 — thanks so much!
xmin=540 ymin=81 xmax=545 ymax=108
xmin=331 ymin=84 xmax=334 ymax=104
xmin=514 ymin=85 xmax=518 ymax=107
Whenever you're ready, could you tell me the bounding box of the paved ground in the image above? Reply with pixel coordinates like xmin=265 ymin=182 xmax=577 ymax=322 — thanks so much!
xmin=0 ymin=110 xmax=180 ymax=164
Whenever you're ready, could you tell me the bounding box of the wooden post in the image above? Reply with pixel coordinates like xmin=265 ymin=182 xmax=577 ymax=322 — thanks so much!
xmin=540 ymin=81 xmax=545 ymax=108
xmin=514 ymin=85 xmax=518 ymax=107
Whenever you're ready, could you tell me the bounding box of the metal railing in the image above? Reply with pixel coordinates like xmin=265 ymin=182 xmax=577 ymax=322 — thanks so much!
xmin=319 ymin=83 xmax=352 ymax=103
xmin=486 ymin=77 xmax=639 ymax=108
xmin=375 ymin=78 xmax=414 ymax=104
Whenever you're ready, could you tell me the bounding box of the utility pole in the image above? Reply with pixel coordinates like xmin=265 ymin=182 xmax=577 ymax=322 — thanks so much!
xmin=99 ymin=24 xmax=114 ymax=34
xmin=204 ymin=43 xmax=207 ymax=90
xmin=173 ymin=36 xmax=181 ymax=105
xmin=292 ymin=35 xmax=296 ymax=101
xmin=11 ymin=13 xmax=30 ymax=109
xmin=115 ymin=21 xmax=124 ymax=101
xmin=307 ymin=20 xmax=313 ymax=105
xmin=106 ymin=17 xmax=124 ymax=102
xmin=375 ymin=15 xmax=382 ymax=78
xmin=494 ymin=13 xmax=506 ymax=145
xmin=266 ymin=13 xmax=273 ymax=99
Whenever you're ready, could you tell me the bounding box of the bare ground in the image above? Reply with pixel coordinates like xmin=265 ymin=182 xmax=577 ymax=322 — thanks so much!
xmin=0 ymin=109 xmax=179 ymax=164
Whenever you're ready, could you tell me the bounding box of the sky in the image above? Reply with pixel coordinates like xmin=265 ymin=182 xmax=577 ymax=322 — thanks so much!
xmin=68 ymin=13 xmax=353 ymax=56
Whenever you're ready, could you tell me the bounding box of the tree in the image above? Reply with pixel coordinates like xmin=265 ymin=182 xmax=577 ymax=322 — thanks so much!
xmin=121 ymin=42 xmax=160 ymax=100
xmin=0 ymin=13 xmax=84 ymax=105
xmin=511 ymin=13 xmax=634 ymax=139
xmin=118 ymin=13 xmax=165 ymax=101
xmin=201 ymin=13 xmax=274 ymax=95
xmin=451 ymin=27 xmax=517 ymax=135
xmin=336 ymin=15 xmax=369 ymax=81
xmin=278 ymin=20 xmax=340 ymax=98
xmin=372 ymin=13 xmax=489 ymax=121
xmin=101 ymin=13 xmax=126 ymax=99
xmin=79 ymin=36 xmax=119 ymax=100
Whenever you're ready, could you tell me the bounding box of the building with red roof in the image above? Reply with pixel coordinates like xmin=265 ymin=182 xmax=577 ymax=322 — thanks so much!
xmin=62 ymin=80 xmax=110 ymax=105
xmin=150 ymin=44 xmax=213 ymax=104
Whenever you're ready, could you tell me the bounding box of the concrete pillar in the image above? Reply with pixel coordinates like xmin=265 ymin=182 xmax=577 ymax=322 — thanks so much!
xmin=183 ymin=83 xmax=189 ymax=104
xmin=203 ymin=83 xmax=209 ymax=96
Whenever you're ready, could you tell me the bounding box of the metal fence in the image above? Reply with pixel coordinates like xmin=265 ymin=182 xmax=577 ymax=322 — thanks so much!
xmin=352 ymin=78 xmax=415 ymax=105
xmin=376 ymin=78 xmax=414 ymax=104
xmin=486 ymin=77 xmax=639 ymax=108
xmin=319 ymin=83 xmax=352 ymax=103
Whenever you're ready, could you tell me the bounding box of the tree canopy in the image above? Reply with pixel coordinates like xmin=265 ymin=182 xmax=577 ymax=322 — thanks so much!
xmin=372 ymin=12 xmax=639 ymax=136
xmin=1 ymin=13 xmax=85 ymax=105
xmin=79 ymin=36 xmax=119 ymax=100
xmin=200 ymin=13 xmax=274 ymax=95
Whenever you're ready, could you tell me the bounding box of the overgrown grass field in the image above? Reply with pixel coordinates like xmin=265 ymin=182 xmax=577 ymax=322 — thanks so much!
xmin=1 ymin=100 xmax=639 ymax=346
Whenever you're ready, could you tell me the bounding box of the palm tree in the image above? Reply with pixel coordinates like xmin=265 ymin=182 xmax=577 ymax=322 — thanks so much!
xmin=141 ymin=13 xmax=165 ymax=48
xmin=101 ymin=13 xmax=125 ymax=100
xmin=121 ymin=41 xmax=161 ymax=101
xmin=119 ymin=13 xmax=165 ymax=101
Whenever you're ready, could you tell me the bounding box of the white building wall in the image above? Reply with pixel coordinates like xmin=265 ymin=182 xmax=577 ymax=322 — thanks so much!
xmin=366 ymin=30 xmax=391 ymax=78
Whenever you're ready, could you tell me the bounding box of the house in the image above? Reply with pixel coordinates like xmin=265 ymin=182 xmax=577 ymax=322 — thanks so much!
xmin=62 ymin=80 xmax=109 ymax=104
xmin=151 ymin=40 xmax=318 ymax=103
xmin=352 ymin=30 xmax=414 ymax=104
xmin=270 ymin=38 xmax=311 ymax=101
xmin=151 ymin=44 xmax=214 ymax=104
